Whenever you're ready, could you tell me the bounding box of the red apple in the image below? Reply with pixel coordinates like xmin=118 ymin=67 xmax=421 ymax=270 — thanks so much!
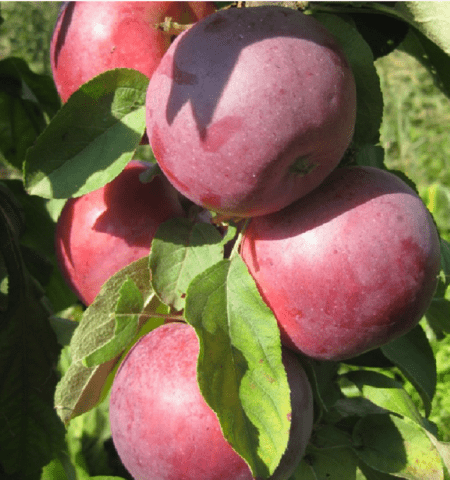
xmin=240 ymin=166 xmax=441 ymax=361
xmin=146 ymin=6 xmax=356 ymax=217
xmin=55 ymin=161 xmax=185 ymax=305
xmin=109 ymin=322 xmax=314 ymax=480
xmin=50 ymin=1 xmax=216 ymax=103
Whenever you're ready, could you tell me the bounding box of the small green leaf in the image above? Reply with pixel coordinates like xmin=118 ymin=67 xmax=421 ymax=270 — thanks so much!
xmin=54 ymin=257 xmax=161 ymax=425
xmin=150 ymin=217 xmax=224 ymax=310
xmin=48 ymin=316 xmax=78 ymax=347
xmin=426 ymin=298 xmax=450 ymax=334
xmin=395 ymin=2 xmax=450 ymax=56
xmin=301 ymin=358 xmax=340 ymax=422
xmin=0 ymin=57 xmax=60 ymax=118
xmin=0 ymin=57 xmax=60 ymax=170
xmin=24 ymin=68 xmax=148 ymax=199
xmin=294 ymin=443 xmax=359 ymax=480
xmin=332 ymin=397 xmax=388 ymax=420
xmin=314 ymin=13 xmax=383 ymax=146
xmin=41 ymin=456 xmax=80 ymax=480
xmin=347 ymin=9 xmax=409 ymax=60
xmin=3 ymin=179 xmax=78 ymax=311
xmin=439 ymin=239 xmax=450 ymax=283
xmin=420 ymin=186 xmax=450 ymax=256
xmin=90 ymin=477 xmax=128 ymax=479
xmin=355 ymin=145 xmax=386 ymax=169
xmin=381 ymin=324 xmax=436 ymax=417
xmin=0 ymin=192 xmax=65 ymax=477
xmin=358 ymin=461 xmax=410 ymax=480
xmin=424 ymin=432 xmax=450 ymax=478
xmin=353 ymin=414 xmax=444 ymax=480
xmin=83 ymin=277 xmax=144 ymax=367
xmin=400 ymin=27 xmax=450 ymax=98
xmin=138 ymin=162 xmax=163 ymax=183
xmin=63 ymin=398 xmax=114 ymax=478
xmin=185 ymin=256 xmax=290 ymax=478
xmin=311 ymin=424 xmax=354 ymax=449
xmin=343 ymin=370 xmax=425 ymax=426
xmin=221 ymin=221 xmax=238 ymax=247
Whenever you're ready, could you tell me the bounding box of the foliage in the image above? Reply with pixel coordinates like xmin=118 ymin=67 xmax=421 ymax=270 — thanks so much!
xmin=1 ymin=2 xmax=450 ymax=479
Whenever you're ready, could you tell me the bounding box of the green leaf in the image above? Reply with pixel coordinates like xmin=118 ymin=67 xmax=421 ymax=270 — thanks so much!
xmin=301 ymin=358 xmax=340 ymax=423
xmin=355 ymin=145 xmax=386 ymax=169
xmin=138 ymin=162 xmax=162 ymax=183
xmin=358 ymin=461 xmax=411 ymax=480
xmin=150 ymin=218 xmax=224 ymax=310
xmin=343 ymin=370 xmax=425 ymax=426
xmin=353 ymin=414 xmax=444 ymax=480
xmin=313 ymin=13 xmax=383 ymax=146
xmin=82 ymin=277 xmax=144 ymax=367
xmin=91 ymin=477 xmax=128 ymax=479
xmin=221 ymin=221 xmax=238 ymax=246
xmin=54 ymin=257 xmax=160 ymax=425
xmin=294 ymin=427 xmax=359 ymax=480
xmin=426 ymin=298 xmax=450 ymax=334
xmin=41 ymin=457 xmax=78 ymax=480
xmin=49 ymin=348 xmax=114 ymax=480
xmin=48 ymin=316 xmax=78 ymax=347
xmin=184 ymin=256 xmax=290 ymax=478
xmin=342 ymin=348 xmax=394 ymax=368
xmin=294 ymin=448 xmax=359 ymax=480
xmin=395 ymin=2 xmax=450 ymax=56
xmin=65 ymin=399 xmax=113 ymax=478
xmin=0 ymin=181 xmax=25 ymax=240
xmin=311 ymin=423 xmax=354 ymax=449
xmin=0 ymin=57 xmax=60 ymax=171
xmin=424 ymin=432 xmax=450 ymax=478
xmin=0 ymin=190 xmax=65 ymax=477
xmin=3 ymin=179 xmax=77 ymax=311
xmin=399 ymin=27 xmax=450 ymax=98
xmin=24 ymin=68 xmax=148 ymax=199
xmin=332 ymin=397 xmax=388 ymax=420
xmin=381 ymin=324 xmax=436 ymax=417
xmin=3 ymin=179 xmax=54 ymax=258
xmin=346 ymin=10 xmax=409 ymax=60
xmin=420 ymin=185 xmax=450 ymax=257
xmin=439 ymin=239 xmax=450 ymax=290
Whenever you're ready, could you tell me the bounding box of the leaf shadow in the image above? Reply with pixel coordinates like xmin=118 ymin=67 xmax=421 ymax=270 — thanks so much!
xmin=159 ymin=6 xmax=349 ymax=141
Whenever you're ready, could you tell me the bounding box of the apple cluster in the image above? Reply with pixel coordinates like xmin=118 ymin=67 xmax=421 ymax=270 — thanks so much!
xmin=51 ymin=0 xmax=217 ymax=305
xmin=51 ymin=3 xmax=441 ymax=480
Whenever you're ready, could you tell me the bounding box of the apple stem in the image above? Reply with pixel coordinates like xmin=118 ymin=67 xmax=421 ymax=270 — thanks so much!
xmin=117 ymin=312 xmax=185 ymax=322
xmin=155 ymin=17 xmax=194 ymax=36
xmin=229 ymin=218 xmax=250 ymax=260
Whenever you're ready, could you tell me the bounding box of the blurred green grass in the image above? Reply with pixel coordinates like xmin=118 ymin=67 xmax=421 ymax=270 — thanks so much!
xmin=2 ymin=1 xmax=450 ymax=442
xmin=377 ymin=51 xmax=450 ymax=189
xmin=0 ymin=1 xmax=61 ymax=75
xmin=376 ymin=51 xmax=450 ymax=243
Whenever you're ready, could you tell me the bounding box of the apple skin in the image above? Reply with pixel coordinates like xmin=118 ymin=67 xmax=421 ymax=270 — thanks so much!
xmin=109 ymin=322 xmax=314 ymax=480
xmin=55 ymin=161 xmax=185 ymax=305
xmin=240 ymin=166 xmax=441 ymax=361
xmin=50 ymin=1 xmax=216 ymax=103
xmin=146 ymin=6 xmax=356 ymax=217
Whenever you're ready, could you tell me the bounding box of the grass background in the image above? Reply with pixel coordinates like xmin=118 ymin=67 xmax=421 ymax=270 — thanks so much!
xmin=1 ymin=0 xmax=450 ymax=443
xmin=376 ymin=49 xmax=450 ymax=443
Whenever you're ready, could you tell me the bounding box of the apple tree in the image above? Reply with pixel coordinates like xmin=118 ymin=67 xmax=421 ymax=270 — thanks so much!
xmin=1 ymin=2 xmax=450 ymax=479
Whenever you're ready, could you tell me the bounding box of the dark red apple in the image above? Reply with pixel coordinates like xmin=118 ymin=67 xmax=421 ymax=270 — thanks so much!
xmin=146 ymin=6 xmax=356 ymax=217
xmin=55 ymin=161 xmax=185 ymax=305
xmin=109 ymin=322 xmax=314 ymax=480
xmin=50 ymin=1 xmax=216 ymax=103
xmin=240 ymin=166 xmax=441 ymax=361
